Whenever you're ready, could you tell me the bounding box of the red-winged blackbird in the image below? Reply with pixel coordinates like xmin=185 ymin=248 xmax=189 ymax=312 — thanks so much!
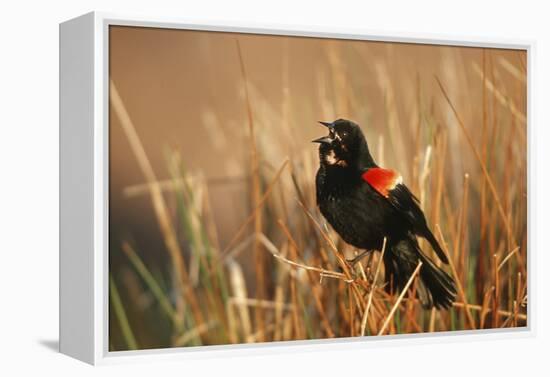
xmin=313 ymin=119 xmax=457 ymax=309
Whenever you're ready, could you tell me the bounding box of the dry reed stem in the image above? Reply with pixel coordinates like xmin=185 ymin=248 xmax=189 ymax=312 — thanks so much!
xmin=360 ymin=238 xmax=387 ymax=336
xmin=276 ymin=220 xmax=300 ymax=252
xmin=492 ymin=254 xmax=500 ymax=328
xmin=471 ymin=62 xmax=527 ymax=126
xmin=500 ymin=300 xmax=521 ymax=328
xmin=515 ymin=272 xmax=523 ymax=311
xmin=428 ymin=307 xmax=436 ymax=332
xmin=419 ymin=146 xmax=432 ymax=210
xmin=355 ymin=255 xmax=368 ymax=281
xmin=228 ymin=260 xmax=253 ymax=341
xmin=513 ymin=301 xmax=518 ymax=327
xmin=257 ymin=233 xmax=351 ymax=282
xmin=273 ymin=240 xmax=289 ymax=342
xmin=432 ymin=133 xmax=447 ymax=233
xmin=436 ymin=77 xmax=515 ymax=248
xmin=121 ymin=242 xmax=180 ymax=328
xmin=480 ymin=287 xmax=494 ymax=327
xmin=497 ymin=246 xmax=520 ymax=271
xmin=219 ymin=159 xmax=289 ymax=258
xmin=442 ymin=192 xmax=459 ymax=250
xmin=452 ymin=300 xmax=526 ymax=321
xmin=288 ymin=240 xmax=304 ymax=339
xmin=454 ymin=174 xmax=469 ymax=278
xmin=226 ymin=299 xmax=238 ymax=344
xmin=173 ymin=321 xmax=217 ymax=347
xmin=348 ymin=285 xmax=355 ymax=336
xmin=404 ymin=279 xmax=421 ymax=333
xmin=109 ymin=275 xmax=138 ymax=350
xmin=276 ymin=220 xmax=336 ymax=337
xmin=378 ymin=261 xmax=423 ymax=336
xmin=228 ymin=297 xmax=294 ymax=311
xmin=434 ymin=224 xmax=476 ymax=330
xmin=248 ymin=323 xmax=277 ymax=343
xmin=498 ymin=57 xmax=526 ymax=84
xmin=273 ymin=285 xmax=285 ymax=341
xmin=478 ymin=50 xmax=489 ymax=302
xmin=110 ymin=80 xmax=205 ymax=328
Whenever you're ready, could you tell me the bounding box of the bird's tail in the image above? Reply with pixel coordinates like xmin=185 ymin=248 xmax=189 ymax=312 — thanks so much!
xmin=384 ymin=237 xmax=457 ymax=309
xmin=424 ymin=228 xmax=449 ymax=264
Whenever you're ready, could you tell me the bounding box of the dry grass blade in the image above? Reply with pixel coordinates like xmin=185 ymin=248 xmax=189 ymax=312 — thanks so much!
xmin=257 ymin=233 xmax=351 ymax=282
xmin=492 ymin=254 xmax=500 ymax=328
xmin=452 ymin=301 xmax=526 ymax=321
xmin=277 ymin=220 xmax=336 ymax=338
xmin=480 ymin=287 xmax=494 ymax=327
xmin=228 ymin=297 xmax=294 ymax=310
xmin=360 ymin=237 xmax=387 ymax=336
xmin=436 ymin=76 xmax=515 ymax=248
xmin=419 ymin=146 xmax=432 ymax=208
xmin=109 ymin=275 xmax=138 ymax=350
xmin=435 ymin=224 xmax=476 ymax=329
xmin=471 ymin=62 xmax=527 ymax=125
xmin=121 ymin=242 xmax=180 ymax=328
xmin=219 ymin=159 xmax=289 ymax=258
xmin=497 ymin=246 xmax=520 ymax=271
xmin=228 ymin=260 xmax=253 ymax=342
xmin=173 ymin=321 xmax=217 ymax=347
xmin=498 ymin=57 xmax=526 ymax=83
xmin=378 ymin=261 xmax=423 ymax=336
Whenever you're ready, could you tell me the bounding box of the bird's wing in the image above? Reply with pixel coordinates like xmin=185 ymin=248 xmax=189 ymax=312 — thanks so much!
xmin=361 ymin=168 xmax=403 ymax=199
xmin=361 ymin=168 xmax=420 ymax=217
xmin=362 ymin=168 xmax=449 ymax=264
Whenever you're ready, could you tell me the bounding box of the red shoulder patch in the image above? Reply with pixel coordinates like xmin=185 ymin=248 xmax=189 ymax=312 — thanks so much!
xmin=362 ymin=168 xmax=402 ymax=198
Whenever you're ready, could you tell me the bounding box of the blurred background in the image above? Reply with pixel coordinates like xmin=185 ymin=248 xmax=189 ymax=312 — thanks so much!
xmin=109 ymin=26 xmax=527 ymax=351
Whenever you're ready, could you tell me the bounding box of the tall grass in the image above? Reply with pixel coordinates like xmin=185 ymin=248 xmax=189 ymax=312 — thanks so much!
xmin=109 ymin=39 xmax=527 ymax=350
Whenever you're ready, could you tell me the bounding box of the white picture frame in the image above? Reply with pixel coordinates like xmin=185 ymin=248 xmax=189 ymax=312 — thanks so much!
xmin=59 ymin=11 xmax=535 ymax=365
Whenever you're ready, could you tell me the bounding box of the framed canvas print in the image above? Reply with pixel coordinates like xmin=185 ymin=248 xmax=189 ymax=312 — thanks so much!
xmin=59 ymin=12 xmax=533 ymax=365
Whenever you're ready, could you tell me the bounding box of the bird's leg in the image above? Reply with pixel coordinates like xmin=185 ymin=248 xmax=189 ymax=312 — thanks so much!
xmin=346 ymin=249 xmax=372 ymax=266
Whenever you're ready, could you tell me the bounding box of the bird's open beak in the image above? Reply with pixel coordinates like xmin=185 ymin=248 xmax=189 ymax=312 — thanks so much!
xmin=312 ymin=136 xmax=333 ymax=145
xmin=313 ymin=121 xmax=335 ymax=144
xmin=318 ymin=121 xmax=333 ymax=128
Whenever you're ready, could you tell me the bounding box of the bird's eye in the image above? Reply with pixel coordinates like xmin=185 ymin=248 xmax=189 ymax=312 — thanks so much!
xmin=340 ymin=131 xmax=348 ymax=138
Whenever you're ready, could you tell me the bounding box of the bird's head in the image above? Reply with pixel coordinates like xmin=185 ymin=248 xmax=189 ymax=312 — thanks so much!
xmin=313 ymin=118 xmax=373 ymax=169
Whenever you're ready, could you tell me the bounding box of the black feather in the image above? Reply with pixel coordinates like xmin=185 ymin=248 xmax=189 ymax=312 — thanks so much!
xmin=388 ymin=184 xmax=449 ymax=264
xmin=384 ymin=236 xmax=456 ymax=309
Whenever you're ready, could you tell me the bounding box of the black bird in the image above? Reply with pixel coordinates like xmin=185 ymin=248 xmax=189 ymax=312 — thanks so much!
xmin=313 ymin=118 xmax=457 ymax=309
